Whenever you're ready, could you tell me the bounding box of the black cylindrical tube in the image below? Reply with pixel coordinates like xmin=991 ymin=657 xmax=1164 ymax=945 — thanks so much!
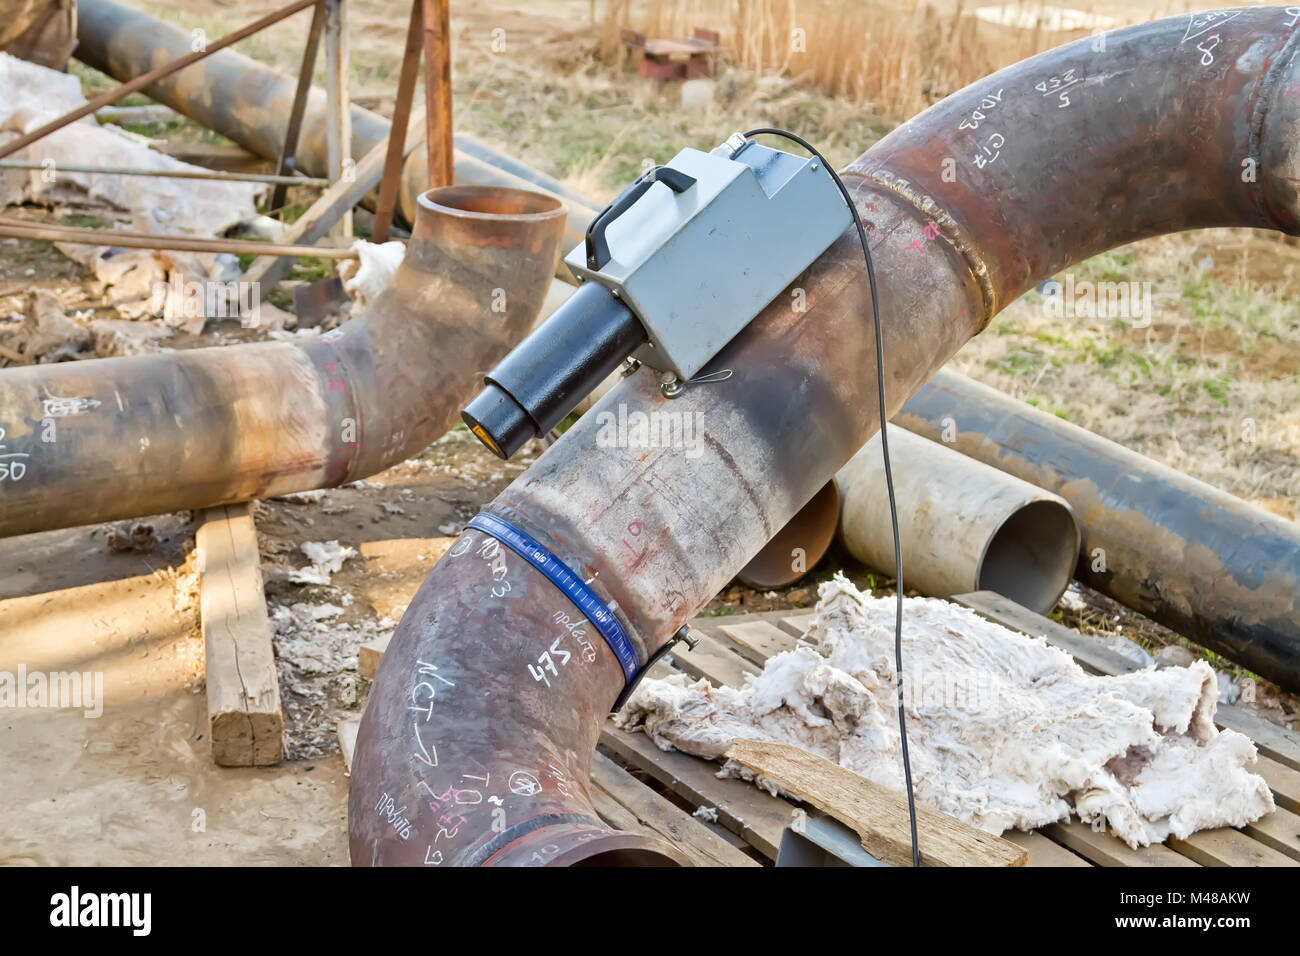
xmin=462 ymin=281 xmax=645 ymax=458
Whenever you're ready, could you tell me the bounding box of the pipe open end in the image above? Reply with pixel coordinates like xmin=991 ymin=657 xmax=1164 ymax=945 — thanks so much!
xmin=737 ymin=481 xmax=841 ymax=589
xmin=977 ymin=499 xmax=1080 ymax=614
xmin=481 ymin=822 xmax=689 ymax=867
xmin=420 ymin=184 xmax=566 ymax=220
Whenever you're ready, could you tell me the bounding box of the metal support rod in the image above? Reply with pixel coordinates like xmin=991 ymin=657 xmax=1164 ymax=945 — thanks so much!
xmin=0 ymin=159 xmax=327 ymax=187
xmin=372 ymin=0 xmax=425 ymax=243
xmin=324 ymin=0 xmax=353 ymax=240
xmin=0 ymin=218 xmax=358 ymax=258
xmin=270 ymin=0 xmax=330 ymax=211
xmin=0 ymin=0 xmax=318 ymax=161
xmin=422 ymin=0 xmax=454 ymax=189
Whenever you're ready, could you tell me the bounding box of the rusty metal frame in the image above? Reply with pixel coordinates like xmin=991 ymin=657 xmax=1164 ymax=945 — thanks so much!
xmin=269 ymin=0 xmax=330 ymax=211
xmin=371 ymin=0 xmax=426 ymax=243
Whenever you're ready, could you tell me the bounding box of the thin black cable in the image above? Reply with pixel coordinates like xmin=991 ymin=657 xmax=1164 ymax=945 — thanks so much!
xmin=742 ymin=128 xmax=920 ymax=867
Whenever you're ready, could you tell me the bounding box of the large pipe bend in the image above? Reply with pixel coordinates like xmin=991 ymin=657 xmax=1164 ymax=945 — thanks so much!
xmin=0 ymin=186 xmax=566 ymax=536
xmin=351 ymin=8 xmax=1300 ymax=865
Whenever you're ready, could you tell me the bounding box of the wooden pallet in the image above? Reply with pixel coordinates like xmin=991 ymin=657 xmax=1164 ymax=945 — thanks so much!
xmin=590 ymin=596 xmax=1300 ymax=867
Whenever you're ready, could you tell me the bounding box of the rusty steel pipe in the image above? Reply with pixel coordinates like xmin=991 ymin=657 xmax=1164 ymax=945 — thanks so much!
xmin=74 ymin=0 xmax=598 ymax=247
xmin=836 ymin=426 xmax=1080 ymax=614
xmin=0 ymin=186 xmax=566 ymax=537
xmin=897 ymin=369 xmax=1300 ymax=691
xmin=351 ymin=9 xmax=1300 ymax=866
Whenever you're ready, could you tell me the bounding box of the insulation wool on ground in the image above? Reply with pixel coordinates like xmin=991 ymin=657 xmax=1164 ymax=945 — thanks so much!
xmin=615 ymin=575 xmax=1275 ymax=847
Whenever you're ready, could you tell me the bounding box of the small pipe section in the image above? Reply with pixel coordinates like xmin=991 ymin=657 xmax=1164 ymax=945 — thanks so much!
xmin=736 ymin=481 xmax=840 ymax=590
xmin=836 ymin=426 xmax=1079 ymax=613
xmin=352 ymin=9 xmax=1300 ymax=865
xmin=897 ymin=369 xmax=1300 ymax=691
xmin=0 ymin=186 xmax=565 ymax=537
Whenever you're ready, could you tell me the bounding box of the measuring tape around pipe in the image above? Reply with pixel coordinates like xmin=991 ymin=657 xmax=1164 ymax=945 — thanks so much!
xmin=466 ymin=513 xmax=640 ymax=683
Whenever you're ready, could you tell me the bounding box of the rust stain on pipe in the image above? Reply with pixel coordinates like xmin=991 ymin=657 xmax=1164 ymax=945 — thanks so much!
xmin=352 ymin=8 xmax=1300 ymax=865
xmin=0 ymin=186 xmax=566 ymax=536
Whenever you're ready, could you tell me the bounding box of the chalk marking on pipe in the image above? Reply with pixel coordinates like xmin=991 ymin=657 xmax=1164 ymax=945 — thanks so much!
xmin=467 ymin=512 xmax=640 ymax=681
xmin=853 ymin=168 xmax=997 ymax=323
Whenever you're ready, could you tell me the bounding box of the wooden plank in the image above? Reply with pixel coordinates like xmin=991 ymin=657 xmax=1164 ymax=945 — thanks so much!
xmin=588 ymin=752 xmax=759 ymax=867
xmin=243 ymin=103 xmax=426 ymax=290
xmin=1042 ymin=821 xmax=1199 ymax=867
xmin=588 ymin=781 xmax=648 ymax=834
xmin=1242 ymin=807 xmax=1300 ymax=862
xmin=725 ymin=739 xmax=1026 ymax=867
xmin=197 ymin=503 xmax=284 ymax=767
xmin=670 ymin=633 xmax=758 ymax=688
xmin=715 ymin=619 xmax=798 ymax=666
xmin=1216 ymin=709 xmax=1300 ymax=773
xmin=955 ymin=590 xmax=1300 ymax=771
xmin=954 ymin=590 xmax=1141 ymax=676
xmin=1257 ymin=757 xmax=1300 ymax=813
xmin=779 ymin=613 xmax=816 ymax=638
xmin=599 ymin=723 xmax=795 ymax=860
xmin=1169 ymin=826 xmax=1298 ymax=867
xmin=358 ymin=634 xmax=391 ymax=680
xmin=337 ymin=715 xmax=360 ymax=773
xmin=323 ymin=0 xmax=353 ymax=240
xmin=1003 ymin=829 xmax=1093 ymax=867
xmin=421 ymin=0 xmax=454 ymax=188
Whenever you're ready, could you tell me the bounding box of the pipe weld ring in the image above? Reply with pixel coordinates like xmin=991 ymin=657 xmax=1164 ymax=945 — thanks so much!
xmin=859 ymin=168 xmax=997 ymax=326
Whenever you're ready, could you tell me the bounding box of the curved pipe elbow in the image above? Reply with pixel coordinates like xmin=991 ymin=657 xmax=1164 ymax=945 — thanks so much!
xmin=0 ymin=187 xmax=566 ymax=537
xmin=353 ymin=9 xmax=1300 ymax=865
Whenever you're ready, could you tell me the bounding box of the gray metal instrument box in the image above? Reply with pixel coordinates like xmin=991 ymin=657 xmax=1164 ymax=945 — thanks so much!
xmin=563 ymin=137 xmax=852 ymax=381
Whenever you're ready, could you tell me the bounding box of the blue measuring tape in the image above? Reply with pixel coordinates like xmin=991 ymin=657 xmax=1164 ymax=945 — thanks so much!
xmin=466 ymin=513 xmax=641 ymax=683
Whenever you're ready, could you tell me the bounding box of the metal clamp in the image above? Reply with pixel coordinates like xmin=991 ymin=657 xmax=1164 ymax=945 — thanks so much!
xmin=612 ymin=625 xmax=698 ymax=713
xmin=658 ymin=368 xmax=733 ymax=399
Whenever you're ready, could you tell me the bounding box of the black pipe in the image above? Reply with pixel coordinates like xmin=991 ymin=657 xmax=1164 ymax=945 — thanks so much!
xmin=896 ymin=369 xmax=1300 ymax=692
xmin=463 ymin=281 xmax=644 ymax=458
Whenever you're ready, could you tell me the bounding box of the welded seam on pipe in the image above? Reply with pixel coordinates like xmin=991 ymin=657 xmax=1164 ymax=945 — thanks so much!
xmin=463 ymin=813 xmax=603 ymax=867
xmin=1249 ymin=24 xmax=1300 ymax=224
xmin=851 ymin=168 xmax=997 ymax=324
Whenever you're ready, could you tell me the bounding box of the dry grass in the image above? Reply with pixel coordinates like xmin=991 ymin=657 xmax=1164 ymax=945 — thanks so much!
xmin=949 ymin=230 xmax=1300 ymax=519
xmin=599 ymin=0 xmax=1192 ymax=120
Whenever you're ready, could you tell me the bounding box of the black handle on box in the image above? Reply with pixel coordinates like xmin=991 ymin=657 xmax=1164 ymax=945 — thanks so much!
xmin=585 ymin=165 xmax=696 ymax=271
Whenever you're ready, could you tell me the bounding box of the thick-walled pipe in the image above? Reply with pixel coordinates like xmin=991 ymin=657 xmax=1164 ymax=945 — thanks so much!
xmin=836 ymin=425 xmax=1080 ymax=613
xmin=736 ymin=481 xmax=841 ymax=589
xmin=352 ymin=10 xmax=1300 ymax=866
xmin=0 ymin=186 xmax=565 ymax=536
xmin=897 ymin=369 xmax=1300 ymax=690
xmin=74 ymin=0 xmax=599 ymax=246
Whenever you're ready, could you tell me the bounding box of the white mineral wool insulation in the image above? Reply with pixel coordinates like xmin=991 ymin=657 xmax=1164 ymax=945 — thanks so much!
xmin=340 ymin=240 xmax=405 ymax=309
xmin=615 ymin=575 xmax=1275 ymax=848
xmin=0 ymin=53 xmax=260 ymax=235
xmin=289 ymin=540 xmax=358 ymax=585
